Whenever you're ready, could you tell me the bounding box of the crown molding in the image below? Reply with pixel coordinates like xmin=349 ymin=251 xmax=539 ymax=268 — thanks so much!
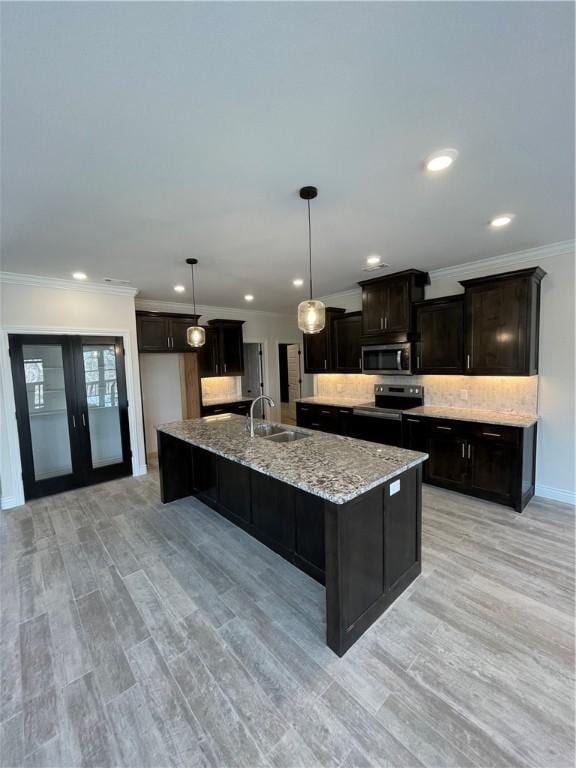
xmin=317 ymin=287 xmax=360 ymax=303
xmin=428 ymin=240 xmax=575 ymax=282
xmin=0 ymin=271 xmax=139 ymax=297
xmin=135 ymin=298 xmax=287 ymax=319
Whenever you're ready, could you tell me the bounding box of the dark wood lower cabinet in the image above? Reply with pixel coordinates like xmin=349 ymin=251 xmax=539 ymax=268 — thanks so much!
xmin=403 ymin=415 xmax=536 ymax=511
xmin=200 ymin=399 xmax=252 ymax=417
xmin=157 ymin=431 xmax=422 ymax=656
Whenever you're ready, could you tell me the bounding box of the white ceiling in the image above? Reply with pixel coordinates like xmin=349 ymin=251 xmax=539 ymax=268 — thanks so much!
xmin=1 ymin=2 xmax=574 ymax=311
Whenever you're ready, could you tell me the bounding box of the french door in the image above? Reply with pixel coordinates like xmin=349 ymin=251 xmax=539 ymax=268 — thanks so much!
xmin=9 ymin=334 xmax=132 ymax=500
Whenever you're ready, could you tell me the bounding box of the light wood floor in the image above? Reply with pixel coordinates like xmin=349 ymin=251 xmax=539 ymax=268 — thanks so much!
xmin=0 ymin=471 xmax=574 ymax=768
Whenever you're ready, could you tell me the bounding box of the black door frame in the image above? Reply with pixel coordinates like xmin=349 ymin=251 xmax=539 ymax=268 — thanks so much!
xmin=9 ymin=333 xmax=132 ymax=500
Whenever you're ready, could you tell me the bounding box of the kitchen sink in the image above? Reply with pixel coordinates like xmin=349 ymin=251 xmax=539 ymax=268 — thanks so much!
xmin=261 ymin=429 xmax=309 ymax=443
xmin=252 ymin=423 xmax=286 ymax=437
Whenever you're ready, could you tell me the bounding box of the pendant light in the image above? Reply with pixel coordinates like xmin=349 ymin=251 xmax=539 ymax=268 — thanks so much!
xmin=297 ymin=186 xmax=325 ymax=334
xmin=185 ymin=258 xmax=205 ymax=348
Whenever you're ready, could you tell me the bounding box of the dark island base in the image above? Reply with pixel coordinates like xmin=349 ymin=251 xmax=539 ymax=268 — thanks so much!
xmin=158 ymin=431 xmax=422 ymax=656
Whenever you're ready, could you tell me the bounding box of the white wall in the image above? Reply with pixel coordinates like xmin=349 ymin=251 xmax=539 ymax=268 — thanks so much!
xmin=0 ymin=276 xmax=147 ymax=508
xmin=318 ymin=243 xmax=576 ymax=504
xmin=136 ymin=299 xmax=307 ymax=455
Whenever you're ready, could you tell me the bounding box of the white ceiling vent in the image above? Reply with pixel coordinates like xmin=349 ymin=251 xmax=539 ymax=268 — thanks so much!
xmin=102 ymin=276 xmax=132 ymax=284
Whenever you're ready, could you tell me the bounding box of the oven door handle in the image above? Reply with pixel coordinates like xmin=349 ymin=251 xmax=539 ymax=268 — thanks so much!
xmin=397 ymin=350 xmax=402 ymax=370
xmin=352 ymin=410 xmax=402 ymax=421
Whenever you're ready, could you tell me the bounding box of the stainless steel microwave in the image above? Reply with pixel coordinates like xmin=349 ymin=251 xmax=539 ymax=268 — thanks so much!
xmin=361 ymin=343 xmax=412 ymax=375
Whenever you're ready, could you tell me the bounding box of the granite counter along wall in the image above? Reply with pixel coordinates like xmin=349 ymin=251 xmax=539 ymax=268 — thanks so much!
xmin=314 ymin=373 xmax=539 ymax=416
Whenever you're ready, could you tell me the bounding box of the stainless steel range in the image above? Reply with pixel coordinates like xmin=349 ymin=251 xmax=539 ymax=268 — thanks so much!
xmin=348 ymin=384 xmax=424 ymax=447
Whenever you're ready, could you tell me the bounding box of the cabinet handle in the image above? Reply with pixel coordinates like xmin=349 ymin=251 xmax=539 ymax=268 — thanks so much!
xmin=72 ymin=415 xmax=76 ymax=428
xmin=406 ymin=418 xmax=420 ymax=423
xmin=311 ymin=422 xmax=320 ymax=427
xmin=324 ymin=360 xmax=327 ymax=370
xmin=482 ymin=432 xmax=502 ymax=438
xmin=81 ymin=413 xmax=86 ymax=428
xmin=224 ymin=363 xmax=227 ymax=373
xmin=339 ymin=409 xmax=349 ymax=414
xmin=466 ymin=354 xmax=470 ymax=369
xmin=461 ymin=443 xmax=465 ymax=458
xmin=436 ymin=426 xmax=452 ymax=431
xmin=468 ymin=443 xmax=471 ymax=459
xmin=358 ymin=358 xmax=362 ymax=369
xmin=384 ymin=316 xmax=388 ymax=330
xmin=417 ymin=355 xmax=420 ymax=369
xmin=380 ymin=317 xmax=383 ymax=330
xmin=320 ymin=410 xmax=332 ymax=415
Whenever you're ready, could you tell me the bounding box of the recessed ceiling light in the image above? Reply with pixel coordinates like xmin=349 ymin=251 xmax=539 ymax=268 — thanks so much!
xmin=174 ymin=285 xmax=185 ymax=293
xmin=72 ymin=272 xmax=87 ymax=280
xmin=293 ymin=278 xmax=304 ymax=287
xmin=366 ymin=255 xmax=381 ymax=266
xmin=425 ymin=148 xmax=459 ymax=173
xmin=490 ymin=214 xmax=514 ymax=228
xmin=244 ymin=294 xmax=254 ymax=302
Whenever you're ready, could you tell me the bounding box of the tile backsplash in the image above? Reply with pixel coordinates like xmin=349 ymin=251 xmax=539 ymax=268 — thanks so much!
xmin=201 ymin=376 xmax=241 ymax=402
xmin=315 ymin=374 xmax=538 ymax=415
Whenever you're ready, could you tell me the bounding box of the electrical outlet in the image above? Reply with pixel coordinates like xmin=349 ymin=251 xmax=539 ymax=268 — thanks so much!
xmin=460 ymin=389 xmax=469 ymax=401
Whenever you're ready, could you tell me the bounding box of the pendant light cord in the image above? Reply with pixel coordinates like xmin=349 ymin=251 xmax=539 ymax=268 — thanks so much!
xmin=307 ymin=199 xmax=313 ymax=300
xmin=191 ymin=262 xmax=197 ymax=316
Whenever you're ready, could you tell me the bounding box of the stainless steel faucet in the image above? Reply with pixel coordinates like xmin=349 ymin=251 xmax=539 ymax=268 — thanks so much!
xmin=249 ymin=395 xmax=275 ymax=437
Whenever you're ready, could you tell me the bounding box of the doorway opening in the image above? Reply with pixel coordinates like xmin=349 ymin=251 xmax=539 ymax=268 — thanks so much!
xmin=278 ymin=343 xmax=302 ymax=425
xmin=242 ymin=342 xmax=265 ymax=418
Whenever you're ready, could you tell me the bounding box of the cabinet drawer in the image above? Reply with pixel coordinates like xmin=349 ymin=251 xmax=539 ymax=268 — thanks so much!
xmin=467 ymin=423 xmax=519 ymax=444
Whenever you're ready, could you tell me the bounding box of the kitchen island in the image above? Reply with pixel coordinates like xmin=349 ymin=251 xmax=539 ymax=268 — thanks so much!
xmin=157 ymin=414 xmax=428 ymax=656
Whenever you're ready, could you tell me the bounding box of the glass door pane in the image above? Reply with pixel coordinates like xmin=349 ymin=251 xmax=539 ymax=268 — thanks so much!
xmin=81 ymin=343 xmax=123 ymax=468
xmin=22 ymin=343 xmax=73 ymax=481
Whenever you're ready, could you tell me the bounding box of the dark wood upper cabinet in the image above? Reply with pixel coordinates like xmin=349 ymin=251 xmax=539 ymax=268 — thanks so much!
xmin=333 ymin=312 xmax=362 ymax=373
xmin=136 ymin=312 xmax=200 ymax=353
xmin=197 ymin=326 xmax=219 ymax=377
xmin=209 ymin=320 xmax=245 ymax=376
xmin=414 ymin=295 xmax=464 ymax=374
xmin=136 ymin=314 xmax=171 ymax=352
xmin=137 ymin=313 xmax=245 ymax=375
xmin=460 ymin=267 xmax=546 ymax=376
xmin=358 ymin=269 xmax=429 ymax=344
xmin=303 ymin=307 xmax=345 ymax=373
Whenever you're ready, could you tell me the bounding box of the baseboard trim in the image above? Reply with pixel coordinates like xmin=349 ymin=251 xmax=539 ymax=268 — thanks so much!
xmin=132 ymin=464 xmax=148 ymax=477
xmin=535 ymin=484 xmax=576 ymax=506
xmin=1 ymin=496 xmax=20 ymax=510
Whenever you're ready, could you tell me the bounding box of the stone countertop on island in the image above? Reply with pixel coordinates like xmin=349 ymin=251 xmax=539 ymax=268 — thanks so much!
xmin=404 ymin=405 xmax=538 ymax=428
xmin=157 ymin=414 xmax=427 ymax=505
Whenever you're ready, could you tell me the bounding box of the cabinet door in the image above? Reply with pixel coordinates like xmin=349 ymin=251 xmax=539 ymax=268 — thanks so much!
xmin=385 ymin=277 xmax=410 ymax=332
xmin=334 ymin=314 xmax=361 ymax=372
xmin=403 ymin=417 xmax=428 ymax=452
xmin=192 ymin=446 xmax=218 ymax=503
xmin=466 ymin=278 xmax=529 ymax=375
xmin=361 ymin=283 xmax=387 ymax=336
xmin=219 ymin=325 xmax=244 ymax=375
xmin=219 ymin=457 xmax=251 ymax=523
xmin=136 ymin=315 xmax=170 ymax=352
xmin=416 ymin=299 xmax=464 ymax=373
xmin=468 ymin=432 xmax=517 ymax=504
xmin=170 ymin=317 xmax=198 ymax=352
xmin=426 ymin=433 xmax=468 ymax=490
xmin=197 ymin=327 xmax=218 ymax=377
xmin=252 ymin=472 xmax=295 ymax=552
xmin=296 ymin=403 xmax=313 ymax=428
xmin=303 ymin=331 xmax=329 ymax=373
xmin=294 ymin=489 xmax=325 ymax=579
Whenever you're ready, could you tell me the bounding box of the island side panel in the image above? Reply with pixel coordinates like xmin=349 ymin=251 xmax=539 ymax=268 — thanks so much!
xmin=157 ymin=431 xmax=193 ymax=503
xmin=325 ymin=465 xmax=422 ymax=656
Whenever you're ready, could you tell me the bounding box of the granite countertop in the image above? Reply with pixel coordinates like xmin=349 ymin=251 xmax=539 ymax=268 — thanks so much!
xmin=405 ymin=405 xmax=538 ymax=428
xmin=157 ymin=414 xmax=427 ymax=505
xmin=202 ymin=395 xmax=253 ymax=406
xmin=296 ymin=395 xmax=369 ymax=408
